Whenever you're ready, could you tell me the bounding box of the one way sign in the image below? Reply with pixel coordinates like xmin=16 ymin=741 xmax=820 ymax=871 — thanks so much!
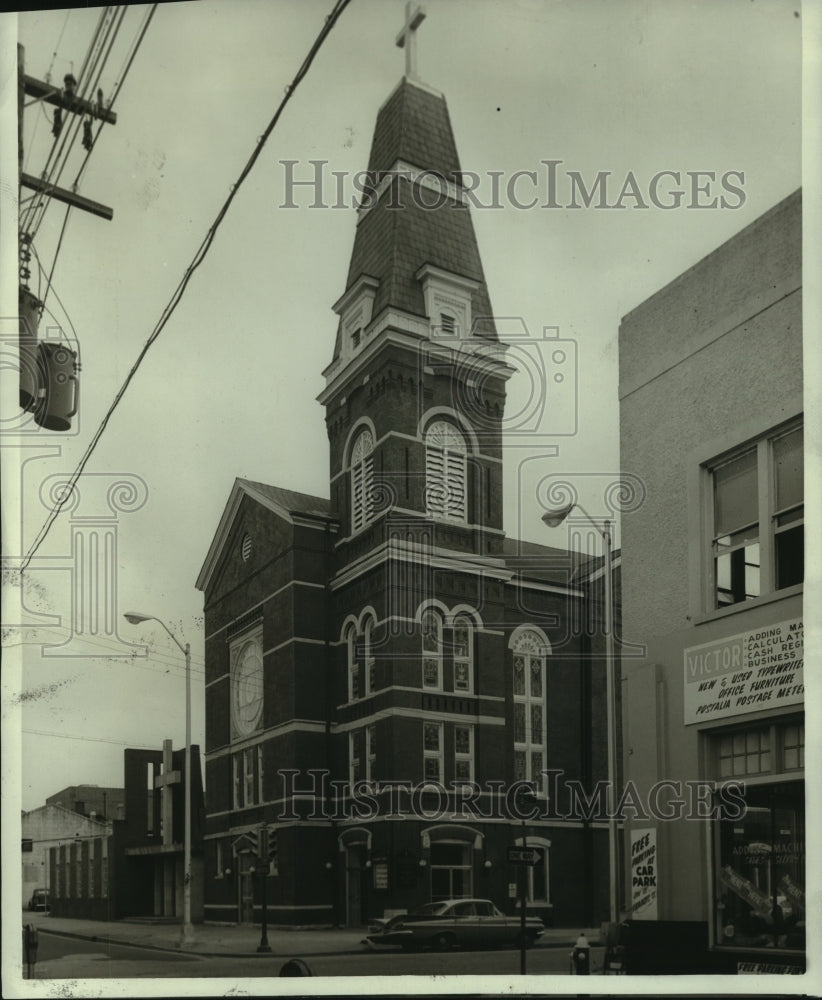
xmin=507 ymin=846 xmax=540 ymax=866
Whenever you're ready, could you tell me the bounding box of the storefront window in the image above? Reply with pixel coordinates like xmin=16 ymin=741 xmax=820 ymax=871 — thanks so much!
xmin=715 ymin=780 xmax=804 ymax=951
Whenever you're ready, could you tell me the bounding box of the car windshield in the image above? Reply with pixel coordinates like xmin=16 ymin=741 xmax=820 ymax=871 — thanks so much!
xmin=410 ymin=902 xmax=448 ymax=916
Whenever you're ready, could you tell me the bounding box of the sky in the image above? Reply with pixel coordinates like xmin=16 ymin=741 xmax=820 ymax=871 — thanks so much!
xmin=1 ymin=0 xmax=807 ymax=819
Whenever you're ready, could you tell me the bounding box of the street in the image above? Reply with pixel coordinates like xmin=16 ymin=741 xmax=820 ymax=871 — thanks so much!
xmin=31 ymin=931 xmax=605 ymax=980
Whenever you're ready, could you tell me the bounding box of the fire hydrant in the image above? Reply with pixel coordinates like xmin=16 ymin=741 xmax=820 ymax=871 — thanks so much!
xmin=572 ymin=932 xmax=590 ymax=975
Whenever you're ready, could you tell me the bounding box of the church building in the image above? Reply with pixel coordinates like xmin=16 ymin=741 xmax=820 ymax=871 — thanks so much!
xmin=197 ymin=9 xmax=617 ymax=930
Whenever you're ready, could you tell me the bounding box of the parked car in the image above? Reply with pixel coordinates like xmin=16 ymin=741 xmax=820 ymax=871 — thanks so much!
xmin=366 ymin=898 xmax=544 ymax=951
xmin=28 ymin=888 xmax=49 ymax=912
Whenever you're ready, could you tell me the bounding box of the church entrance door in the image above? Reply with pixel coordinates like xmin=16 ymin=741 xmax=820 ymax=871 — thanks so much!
xmin=238 ymin=852 xmax=255 ymax=924
xmin=345 ymin=846 xmax=365 ymax=927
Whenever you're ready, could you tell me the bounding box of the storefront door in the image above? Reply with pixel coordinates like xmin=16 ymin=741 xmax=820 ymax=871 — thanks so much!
xmin=345 ymin=846 xmax=365 ymax=926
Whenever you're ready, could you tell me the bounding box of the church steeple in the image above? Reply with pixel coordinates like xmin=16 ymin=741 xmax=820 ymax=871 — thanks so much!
xmin=319 ymin=12 xmax=513 ymax=559
xmin=326 ymin=78 xmax=500 ymax=371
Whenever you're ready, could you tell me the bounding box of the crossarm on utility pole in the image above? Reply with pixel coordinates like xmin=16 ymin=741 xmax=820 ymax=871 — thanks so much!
xmin=23 ymin=74 xmax=118 ymax=124
xmin=20 ymin=172 xmax=113 ymax=220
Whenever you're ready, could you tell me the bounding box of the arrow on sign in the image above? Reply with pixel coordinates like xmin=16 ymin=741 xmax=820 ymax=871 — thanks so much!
xmin=508 ymin=846 xmax=540 ymax=866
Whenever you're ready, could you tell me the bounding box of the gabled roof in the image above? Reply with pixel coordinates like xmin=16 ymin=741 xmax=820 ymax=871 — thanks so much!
xmin=21 ymin=802 xmax=111 ymax=829
xmin=502 ymin=536 xmax=586 ymax=587
xmin=502 ymin=537 xmax=620 ymax=587
xmin=195 ymin=478 xmax=333 ymax=594
xmin=239 ymin=479 xmax=331 ymax=520
xmin=332 ymin=79 xmax=497 ymax=361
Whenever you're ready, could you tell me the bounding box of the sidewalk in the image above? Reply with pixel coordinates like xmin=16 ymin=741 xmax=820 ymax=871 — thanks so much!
xmin=23 ymin=911 xmax=600 ymax=958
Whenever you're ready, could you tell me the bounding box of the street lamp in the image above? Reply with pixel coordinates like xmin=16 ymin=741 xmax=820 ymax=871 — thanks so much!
xmin=124 ymin=611 xmax=195 ymax=946
xmin=541 ymin=503 xmax=620 ymax=926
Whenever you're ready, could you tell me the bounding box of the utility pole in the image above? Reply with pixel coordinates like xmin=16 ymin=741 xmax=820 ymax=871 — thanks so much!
xmin=257 ymin=824 xmax=272 ymax=953
xmin=17 ymin=44 xmax=118 ymax=430
xmin=19 ymin=46 xmax=117 ymax=217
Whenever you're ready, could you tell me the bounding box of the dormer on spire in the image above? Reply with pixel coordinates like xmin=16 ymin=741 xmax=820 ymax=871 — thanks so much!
xmin=395 ymin=2 xmax=426 ymax=81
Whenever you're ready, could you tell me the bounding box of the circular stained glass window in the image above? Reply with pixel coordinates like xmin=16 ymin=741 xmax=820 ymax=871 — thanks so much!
xmin=232 ymin=638 xmax=263 ymax=735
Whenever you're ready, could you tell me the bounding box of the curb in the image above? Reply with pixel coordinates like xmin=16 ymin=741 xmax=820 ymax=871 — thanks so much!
xmin=38 ymin=927 xmax=369 ymax=960
xmin=39 ymin=926 xmax=602 ymax=960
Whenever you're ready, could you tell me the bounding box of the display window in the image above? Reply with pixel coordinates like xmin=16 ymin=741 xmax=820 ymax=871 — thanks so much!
xmin=714 ymin=779 xmax=804 ymax=951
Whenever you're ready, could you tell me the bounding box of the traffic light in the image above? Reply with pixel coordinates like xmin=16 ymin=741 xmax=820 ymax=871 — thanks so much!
xmin=257 ymin=826 xmax=278 ymax=876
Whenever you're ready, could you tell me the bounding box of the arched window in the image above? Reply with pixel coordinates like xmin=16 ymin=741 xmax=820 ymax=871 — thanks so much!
xmin=425 ymin=420 xmax=467 ymax=521
xmin=363 ymin=615 xmax=376 ymax=694
xmin=346 ymin=615 xmax=377 ymax=701
xmin=350 ymin=428 xmax=374 ymax=532
xmin=451 ymin=614 xmax=473 ymax=693
xmin=512 ymin=630 xmax=547 ymax=783
xmin=421 ymin=608 xmax=443 ymax=689
xmin=346 ymin=624 xmax=360 ymax=701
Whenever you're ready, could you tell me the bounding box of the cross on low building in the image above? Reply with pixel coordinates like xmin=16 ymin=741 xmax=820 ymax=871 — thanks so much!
xmin=395 ymin=1 xmax=426 ymax=80
xmin=154 ymin=739 xmax=181 ymax=846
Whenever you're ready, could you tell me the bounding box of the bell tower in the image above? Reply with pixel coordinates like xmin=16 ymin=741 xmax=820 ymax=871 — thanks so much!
xmin=318 ymin=5 xmax=514 ymax=569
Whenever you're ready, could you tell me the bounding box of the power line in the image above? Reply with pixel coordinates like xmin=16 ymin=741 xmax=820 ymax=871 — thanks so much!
xmin=20 ymin=6 xmax=111 ymax=237
xmin=20 ymin=0 xmax=352 ymax=573
xmin=22 ymin=6 xmax=119 ymax=238
xmin=28 ymin=242 xmax=78 ymax=344
xmin=23 ymin=728 xmax=171 ymax=750
xmin=45 ymin=9 xmax=72 ymax=84
xmin=39 ymin=4 xmax=158 ymax=317
xmin=10 ymin=623 xmax=206 ymax=674
xmin=26 ymin=6 xmax=127 ymax=243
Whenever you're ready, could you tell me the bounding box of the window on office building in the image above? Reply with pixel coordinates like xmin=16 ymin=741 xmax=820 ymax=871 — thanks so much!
xmin=709 ymin=421 xmax=803 ymax=610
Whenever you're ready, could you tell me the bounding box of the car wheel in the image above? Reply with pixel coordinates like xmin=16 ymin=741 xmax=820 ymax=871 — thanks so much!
xmin=432 ymin=932 xmax=455 ymax=952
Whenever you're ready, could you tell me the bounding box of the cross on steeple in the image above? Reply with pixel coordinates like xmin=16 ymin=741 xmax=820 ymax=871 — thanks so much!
xmin=395 ymin=2 xmax=427 ymax=80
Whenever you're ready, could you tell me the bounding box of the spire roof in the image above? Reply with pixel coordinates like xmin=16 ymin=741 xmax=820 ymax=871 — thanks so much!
xmin=366 ymin=77 xmax=462 ymax=182
xmin=333 ymin=79 xmax=497 ymax=361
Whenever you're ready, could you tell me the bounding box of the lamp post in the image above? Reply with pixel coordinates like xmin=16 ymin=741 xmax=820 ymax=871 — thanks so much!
xmin=124 ymin=611 xmax=194 ymax=946
xmin=541 ymin=503 xmax=620 ymax=926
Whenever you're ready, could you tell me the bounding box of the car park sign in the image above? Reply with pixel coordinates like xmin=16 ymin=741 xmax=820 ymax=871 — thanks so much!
xmin=507 ymin=846 xmax=540 ymax=865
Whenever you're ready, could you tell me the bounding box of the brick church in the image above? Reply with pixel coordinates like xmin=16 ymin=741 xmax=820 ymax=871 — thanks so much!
xmin=196 ymin=10 xmax=617 ymax=930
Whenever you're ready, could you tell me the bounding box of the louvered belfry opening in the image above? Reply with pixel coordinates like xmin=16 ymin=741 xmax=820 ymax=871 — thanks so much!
xmin=351 ymin=428 xmax=375 ymax=532
xmin=424 ymin=419 xmax=467 ymax=522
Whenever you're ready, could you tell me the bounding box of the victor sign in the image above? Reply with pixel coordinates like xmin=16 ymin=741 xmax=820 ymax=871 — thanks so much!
xmin=683 ymin=619 xmax=803 ymax=725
